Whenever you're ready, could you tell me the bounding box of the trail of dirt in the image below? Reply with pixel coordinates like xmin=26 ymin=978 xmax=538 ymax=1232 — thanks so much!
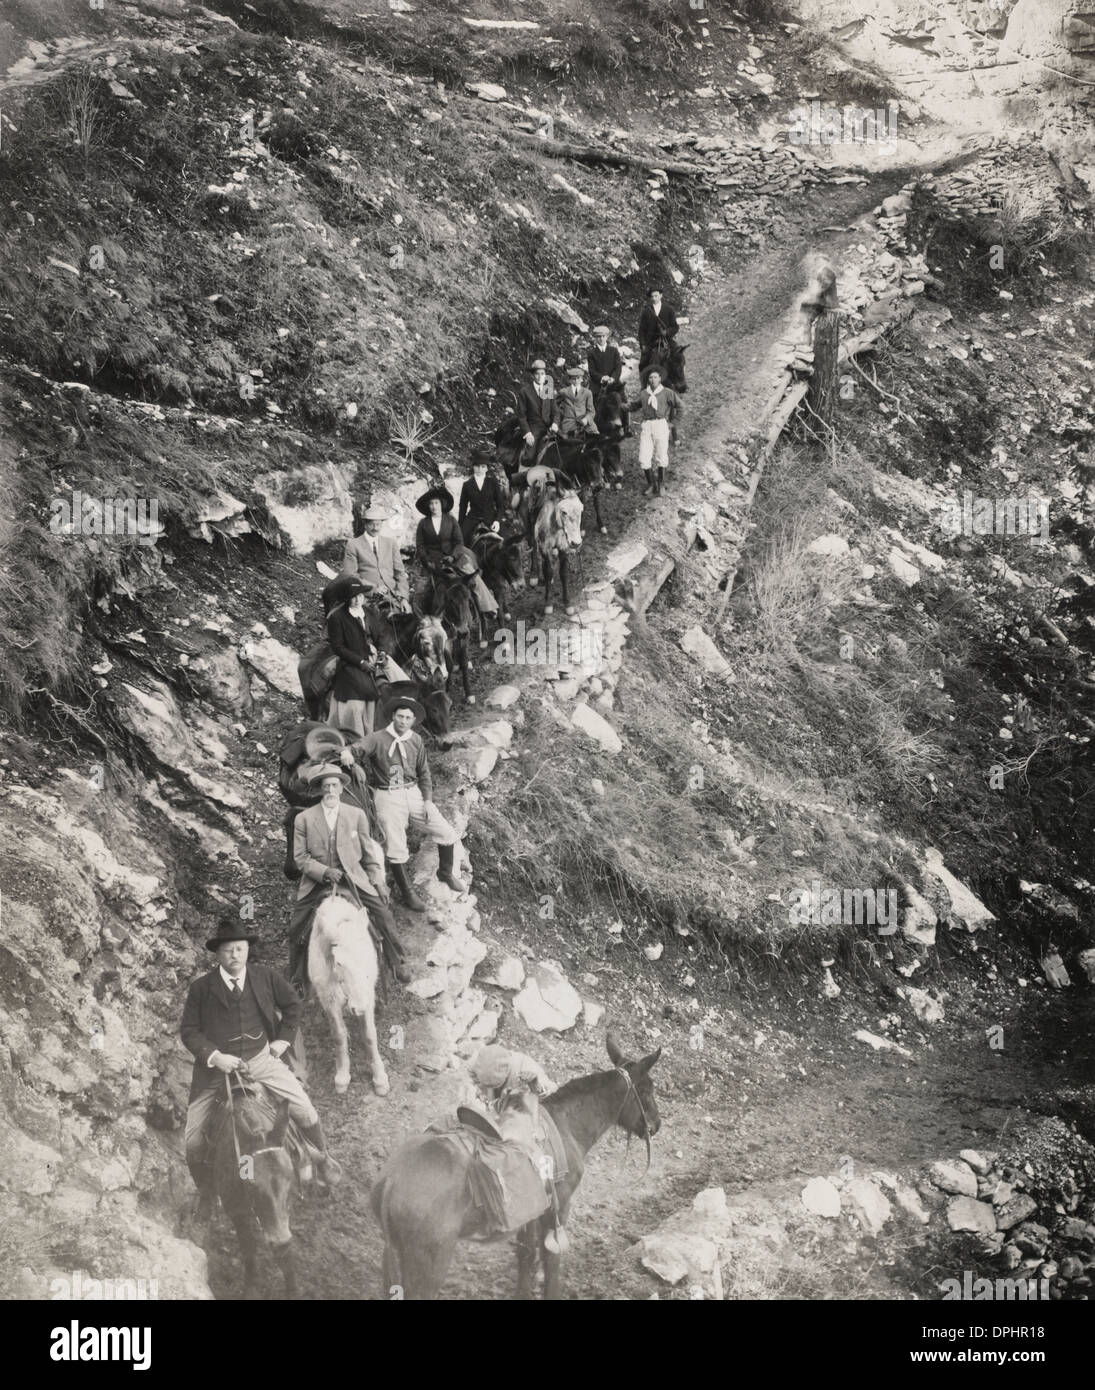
xmin=194 ymin=169 xmax=1095 ymax=1302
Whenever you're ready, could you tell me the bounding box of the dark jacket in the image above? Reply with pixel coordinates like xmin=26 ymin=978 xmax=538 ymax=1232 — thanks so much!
xmin=180 ymin=963 xmax=301 ymax=1102
xmin=587 ymin=344 xmax=623 ymax=393
xmin=327 ymin=605 xmax=381 ymax=702
xmin=514 ymin=380 xmax=556 ymax=439
xmin=638 ymin=303 xmax=679 ymax=351
xmin=459 ymin=473 xmax=506 ymax=545
xmin=415 ymin=513 xmax=461 ymax=571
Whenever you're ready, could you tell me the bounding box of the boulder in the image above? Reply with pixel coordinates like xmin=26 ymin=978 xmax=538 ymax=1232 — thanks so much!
xmin=947 ymin=1196 xmax=997 ymax=1234
xmin=843 ymin=1178 xmax=892 ymax=1237
xmin=995 ymin=1194 xmax=1039 ymax=1231
xmin=485 ymin=684 xmax=520 ymax=710
xmin=604 ymin=538 xmax=649 ymax=579
xmin=476 ymin=953 xmax=526 ymax=992
xmin=571 ymin=702 xmax=622 ymax=754
xmin=898 ymin=985 xmax=944 ymax=1024
xmin=680 ymin=626 xmax=733 ymax=678
xmin=1078 ymin=948 xmax=1095 ymax=985
xmin=922 ymin=848 xmax=995 ymax=932
xmin=959 ymin=1149 xmax=992 ymax=1175
xmin=801 ymin=1176 xmax=841 ymax=1218
xmin=887 ymin=548 xmax=920 ymax=587
xmin=928 ymin=1160 xmax=978 ymax=1197
xmin=239 ymin=637 xmax=301 ymax=697
xmin=806 ymin=533 xmax=850 ymax=558
xmin=901 ymin=885 xmax=937 ymax=947
xmin=513 ymin=960 xmax=582 ymax=1032
xmin=638 ymin=1232 xmax=722 ymax=1294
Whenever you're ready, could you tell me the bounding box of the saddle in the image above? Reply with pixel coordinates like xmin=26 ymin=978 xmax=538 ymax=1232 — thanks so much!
xmin=427 ymin=1106 xmax=569 ymax=1237
xmin=205 ymin=1080 xmax=316 ymax=1187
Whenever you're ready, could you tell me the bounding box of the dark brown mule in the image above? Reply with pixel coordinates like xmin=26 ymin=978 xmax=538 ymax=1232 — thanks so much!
xmin=212 ymin=1088 xmax=298 ymax=1298
xmin=370 ymin=1035 xmax=661 ymax=1300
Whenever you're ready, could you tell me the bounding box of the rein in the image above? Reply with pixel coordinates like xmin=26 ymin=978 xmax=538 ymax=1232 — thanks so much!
xmin=613 ymin=1067 xmax=653 ymax=1173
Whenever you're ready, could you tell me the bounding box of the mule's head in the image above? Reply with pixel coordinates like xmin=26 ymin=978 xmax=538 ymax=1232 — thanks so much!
xmin=248 ymin=1098 xmax=295 ymax=1248
xmin=495 ymin=535 xmax=526 ymax=588
xmin=556 ymin=492 xmax=584 ymax=551
xmin=415 ymin=615 xmax=449 ymax=671
xmin=422 ymin=686 xmax=453 ymax=737
xmin=606 ymin=1033 xmax=662 ymax=1139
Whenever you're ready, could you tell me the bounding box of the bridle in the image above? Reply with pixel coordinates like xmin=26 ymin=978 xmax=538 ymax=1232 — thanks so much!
xmin=613 ymin=1066 xmax=654 ymax=1173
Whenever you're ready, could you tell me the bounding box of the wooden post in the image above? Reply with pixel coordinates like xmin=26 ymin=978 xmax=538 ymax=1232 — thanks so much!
xmin=803 ymin=265 xmax=840 ymax=437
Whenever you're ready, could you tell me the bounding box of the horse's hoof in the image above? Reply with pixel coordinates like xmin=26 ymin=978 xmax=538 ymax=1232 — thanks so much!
xmin=565 ymin=605 xmax=577 ymax=616
xmin=468 ymin=694 xmax=477 ymax=704
xmin=335 ymin=1079 xmax=349 ymax=1096
xmin=479 ymin=640 xmax=488 ymax=650
xmin=373 ymin=1078 xmax=390 ymax=1098
xmin=599 ymin=526 xmax=608 ymax=535
xmin=503 ymin=611 xmax=512 ymax=622
xmin=544 ymin=605 xmax=554 ymax=616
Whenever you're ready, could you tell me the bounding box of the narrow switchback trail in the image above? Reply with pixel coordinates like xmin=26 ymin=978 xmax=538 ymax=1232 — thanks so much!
xmin=201 ymin=167 xmax=1095 ymax=1300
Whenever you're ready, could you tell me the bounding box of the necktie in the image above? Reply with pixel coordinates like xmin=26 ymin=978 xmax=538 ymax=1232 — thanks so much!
xmin=230 ymin=981 xmax=240 ymax=998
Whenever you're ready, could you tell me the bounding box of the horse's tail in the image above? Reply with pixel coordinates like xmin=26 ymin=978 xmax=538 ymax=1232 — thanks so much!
xmin=372 ymin=1172 xmax=404 ymax=1298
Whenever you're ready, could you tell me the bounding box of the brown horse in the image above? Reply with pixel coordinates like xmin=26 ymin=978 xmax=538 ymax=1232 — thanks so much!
xmin=370 ymin=1035 xmax=661 ymax=1300
xmin=212 ymin=1088 xmax=298 ymax=1299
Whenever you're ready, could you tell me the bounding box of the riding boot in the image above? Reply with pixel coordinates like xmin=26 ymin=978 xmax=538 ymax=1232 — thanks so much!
xmin=288 ymin=928 xmax=310 ymax=997
xmin=389 ymin=861 xmax=427 ymax=913
xmin=367 ymin=905 xmax=413 ymax=983
xmin=642 ymin=470 xmax=653 ymax=498
xmin=655 ymin=466 xmax=665 ymax=497
xmin=436 ymin=841 xmax=467 ymax=895
xmin=300 ymin=1121 xmax=342 ymax=1187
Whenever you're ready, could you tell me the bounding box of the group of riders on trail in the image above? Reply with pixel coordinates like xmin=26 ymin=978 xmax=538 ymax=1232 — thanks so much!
xmin=178 ymin=292 xmax=680 ymax=1281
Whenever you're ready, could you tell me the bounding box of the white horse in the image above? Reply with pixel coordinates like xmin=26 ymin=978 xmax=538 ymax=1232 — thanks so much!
xmin=306 ymin=895 xmax=389 ymax=1097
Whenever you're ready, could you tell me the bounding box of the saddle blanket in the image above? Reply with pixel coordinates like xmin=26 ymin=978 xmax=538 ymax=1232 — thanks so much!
xmin=427 ymin=1110 xmax=568 ymax=1236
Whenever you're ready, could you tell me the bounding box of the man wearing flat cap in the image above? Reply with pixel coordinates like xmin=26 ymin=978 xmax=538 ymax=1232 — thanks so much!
xmin=180 ymin=917 xmax=342 ymax=1222
xmin=514 ymin=359 xmax=557 ymax=464
xmin=553 ymin=365 xmax=599 ymax=439
xmin=341 ymin=502 xmax=410 ymax=614
xmin=290 ymin=764 xmax=411 ymax=988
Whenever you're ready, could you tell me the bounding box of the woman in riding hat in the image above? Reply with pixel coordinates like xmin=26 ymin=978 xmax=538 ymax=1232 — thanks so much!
xmin=326 ymin=577 xmax=383 ymax=738
xmin=414 ymin=484 xmax=498 ymax=620
xmin=458 ymin=445 xmax=507 ymax=547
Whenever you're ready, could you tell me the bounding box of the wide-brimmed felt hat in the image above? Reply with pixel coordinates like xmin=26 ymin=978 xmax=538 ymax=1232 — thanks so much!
xmin=361 ymin=503 xmax=389 ymax=522
xmin=528 ymin=359 xmax=548 ymax=372
xmin=640 ymin=363 xmax=665 ymax=383
xmin=380 ymin=691 xmax=426 ymax=727
xmin=592 ymin=324 xmax=610 ymax=337
xmin=565 ymin=366 xmax=585 ymax=378
xmin=205 ymin=917 xmax=259 ymax=952
xmin=416 ymin=486 xmax=454 ymax=515
xmin=343 ymin=577 xmax=372 ymax=597
xmin=303 ymin=726 xmax=351 ymax=761
xmin=306 ymin=761 xmax=351 ymax=790
xmin=469 ymin=444 xmax=494 ymax=469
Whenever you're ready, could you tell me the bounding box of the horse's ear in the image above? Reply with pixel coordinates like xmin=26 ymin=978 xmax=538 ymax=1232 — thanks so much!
xmin=606 ymin=1033 xmax=626 ymax=1067
xmin=636 ymin=1046 xmax=662 ymax=1074
xmin=270 ymin=1097 xmax=291 ymax=1148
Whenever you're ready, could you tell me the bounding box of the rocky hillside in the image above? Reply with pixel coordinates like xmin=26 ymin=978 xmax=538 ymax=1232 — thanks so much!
xmin=1 ymin=0 xmax=1094 ymax=1304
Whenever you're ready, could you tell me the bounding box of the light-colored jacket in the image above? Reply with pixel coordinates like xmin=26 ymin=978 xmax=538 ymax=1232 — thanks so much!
xmin=341 ymin=530 xmax=408 ymax=603
xmin=293 ymin=801 xmax=386 ymax=900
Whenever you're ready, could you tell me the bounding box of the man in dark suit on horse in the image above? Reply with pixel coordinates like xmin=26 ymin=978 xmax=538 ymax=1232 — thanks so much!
xmin=587 ymin=324 xmax=623 ymax=402
xmin=638 ymin=287 xmax=680 ymax=377
xmin=180 ymin=918 xmax=342 ymax=1224
xmin=514 ymin=359 xmax=558 ymax=465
